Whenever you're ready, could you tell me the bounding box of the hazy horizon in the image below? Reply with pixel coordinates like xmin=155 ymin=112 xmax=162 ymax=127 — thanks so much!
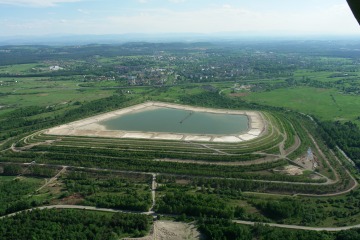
xmin=2 ymin=32 xmax=360 ymax=46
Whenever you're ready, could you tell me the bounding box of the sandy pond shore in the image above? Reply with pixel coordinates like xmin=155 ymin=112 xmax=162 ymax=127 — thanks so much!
xmin=46 ymin=101 xmax=266 ymax=143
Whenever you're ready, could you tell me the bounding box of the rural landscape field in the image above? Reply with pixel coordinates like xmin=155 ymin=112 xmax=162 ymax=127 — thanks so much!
xmin=0 ymin=40 xmax=359 ymax=240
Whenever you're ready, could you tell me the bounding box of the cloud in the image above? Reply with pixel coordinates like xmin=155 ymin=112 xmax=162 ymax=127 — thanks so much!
xmin=0 ymin=0 xmax=82 ymax=7
xmin=105 ymin=4 xmax=358 ymax=34
xmin=0 ymin=2 xmax=358 ymax=36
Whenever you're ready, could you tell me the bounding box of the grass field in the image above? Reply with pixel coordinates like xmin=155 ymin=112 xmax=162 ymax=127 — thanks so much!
xmin=0 ymin=76 xmax=115 ymax=113
xmin=240 ymin=87 xmax=360 ymax=123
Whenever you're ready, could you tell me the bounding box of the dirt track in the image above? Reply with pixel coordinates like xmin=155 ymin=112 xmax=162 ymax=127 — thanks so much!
xmin=2 ymin=205 xmax=360 ymax=232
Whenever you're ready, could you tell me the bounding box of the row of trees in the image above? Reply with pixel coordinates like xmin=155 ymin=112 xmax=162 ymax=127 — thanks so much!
xmin=0 ymin=177 xmax=40 ymax=215
xmin=317 ymin=120 xmax=360 ymax=168
xmin=6 ymin=148 xmax=313 ymax=183
xmin=31 ymin=144 xmax=261 ymax=163
xmin=155 ymin=191 xmax=235 ymax=219
xmin=252 ymin=76 xmax=360 ymax=95
xmin=189 ymin=176 xmax=346 ymax=195
xmin=2 ymin=164 xmax=57 ymax=178
xmin=85 ymin=194 xmax=151 ymax=212
xmin=0 ymin=94 xmax=136 ymax=141
xmin=0 ymin=209 xmax=150 ymax=240
xmin=63 ymin=170 xmax=152 ymax=212
xmin=198 ymin=218 xmax=360 ymax=240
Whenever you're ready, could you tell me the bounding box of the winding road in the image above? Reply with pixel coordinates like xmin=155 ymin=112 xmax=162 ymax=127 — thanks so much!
xmin=1 ymin=204 xmax=360 ymax=232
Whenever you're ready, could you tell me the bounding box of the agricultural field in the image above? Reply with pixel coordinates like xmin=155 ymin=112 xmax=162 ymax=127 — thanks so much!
xmin=241 ymin=86 xmax=360 ymax=123
xmin=0 ymin=41 xmax=360 ymax=240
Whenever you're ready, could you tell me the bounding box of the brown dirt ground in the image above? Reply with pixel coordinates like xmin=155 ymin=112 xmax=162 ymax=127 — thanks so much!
xmin=123 ymin=220 xmax=202 ymax=240
xmin=55 ymin=193 xmax=84 ymax=205
xmin=283 ymin=165 xmax=303 ymax=176
xmin=175 ymin=179 xmax=191 ymax=185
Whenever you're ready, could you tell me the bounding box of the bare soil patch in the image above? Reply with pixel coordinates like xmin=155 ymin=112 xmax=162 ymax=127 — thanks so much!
xmin=37 ymin=176 xmax=64 ymax=197
xmin=124 ymin=220 xmax=202 ymax=240
xmin=294 ymin=152 xmax=319 ymax=171
xmin=175 ymin=179 xmax=191 ymax=185
xmin=56 ymin=193 xmax=84 ymax=205
xmin=283 ymin=165 xmax=303 ymax=176
xmin=273 ymin=165 xmax=304 ymax=176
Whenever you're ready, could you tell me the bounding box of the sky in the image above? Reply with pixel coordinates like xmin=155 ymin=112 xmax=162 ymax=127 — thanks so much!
xmin=0 ymin=0 xmax=359 ymax=37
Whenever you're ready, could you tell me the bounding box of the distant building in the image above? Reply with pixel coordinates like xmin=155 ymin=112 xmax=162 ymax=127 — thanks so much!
xmin=49 ymin=66 xmax=63 ymax=71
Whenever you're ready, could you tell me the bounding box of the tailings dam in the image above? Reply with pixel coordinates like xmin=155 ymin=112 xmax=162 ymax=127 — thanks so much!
xmin=46 ymin=102 xmax=265 ymax=143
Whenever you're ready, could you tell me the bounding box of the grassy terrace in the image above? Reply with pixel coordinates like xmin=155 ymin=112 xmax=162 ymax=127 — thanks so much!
xmin=1 ymin=104 xmax=354 ymax=196
xmin=22 ymin=112 xmax=281 ymax=155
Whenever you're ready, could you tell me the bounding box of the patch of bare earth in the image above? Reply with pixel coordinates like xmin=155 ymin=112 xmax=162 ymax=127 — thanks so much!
xmin=294 ymin=153 xmax=320 ymax=171
xmin=123 ymin=221 xmax=202 ymax=240
xmin=175 ymin=179 xmax=191 ymax=185
xmin=283 ymin=165 xmax=303 ymax=175
xmin=39 ymin=181 xmax=64 ymax=197
xmin=55 ymin=193 xmax=84 ymax=205
xmin=273 ymin=165 xmax=304 ymax=176
xmin=47 ymin=183 xmax=63 ymax=194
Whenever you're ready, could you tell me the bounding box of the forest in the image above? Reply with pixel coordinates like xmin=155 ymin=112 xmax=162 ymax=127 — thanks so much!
xmin=198 ymin=218 xmax=360 ymax=240
xmin=317 ymin=120 xmax=360 ymax=168
xmin=0 ymin=209 xmax=150 ymax=240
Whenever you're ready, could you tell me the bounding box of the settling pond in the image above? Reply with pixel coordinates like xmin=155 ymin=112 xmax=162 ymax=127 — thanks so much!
xmin=100 ymin=107 xmax=249 ymax=135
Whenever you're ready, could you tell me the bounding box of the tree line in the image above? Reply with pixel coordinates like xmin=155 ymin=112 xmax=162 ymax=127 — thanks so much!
xmin=198 ymin=218 xmax=360 ymax=240
xmin=0 ymin=209 xmax=150 ymax=240
xmin=316 ymin=120 xmax=360 ymax=168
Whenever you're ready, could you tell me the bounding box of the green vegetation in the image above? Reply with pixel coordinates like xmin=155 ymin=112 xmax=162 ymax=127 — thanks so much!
xmin=156 ymin=190 xmax=234 ymax=218
xmin=0 ymin=165 xmax=61 ymax=216
xmin=198 ymin=219 xmax=360 ymax=240
xmin=1 ymin=41 xmax=360 ymax=239
xmin=154 ymin=177 xmax=360 ymax=227
xmin=0 ymin=94 xmax=138 ymax=141
xmin=251 ymin=191 xmax=360 ymax=227
xmin=0 ymin=209 xmax=150 ymax=240
xmin=317 ymin=121 xmax=360 ymax=168
xmin=242 ymin=87 xmax=360 ymax=123
xmin=0 ymin=176 xmax=42 ymax=215
xmin=63 ymin=170 xmax=152 ymax=212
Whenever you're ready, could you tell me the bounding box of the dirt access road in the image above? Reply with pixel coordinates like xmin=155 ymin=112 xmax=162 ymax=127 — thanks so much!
xmin=1 ymin=205 xmax=360 ymax=232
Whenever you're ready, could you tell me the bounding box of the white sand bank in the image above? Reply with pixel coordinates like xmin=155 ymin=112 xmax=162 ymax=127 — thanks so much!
xmin=46 ymin=101 xmax=266 ymax=143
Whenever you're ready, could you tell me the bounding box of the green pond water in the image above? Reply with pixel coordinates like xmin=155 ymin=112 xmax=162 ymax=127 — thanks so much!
xmin=100 ymin=107 xmax=249 ymax=135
